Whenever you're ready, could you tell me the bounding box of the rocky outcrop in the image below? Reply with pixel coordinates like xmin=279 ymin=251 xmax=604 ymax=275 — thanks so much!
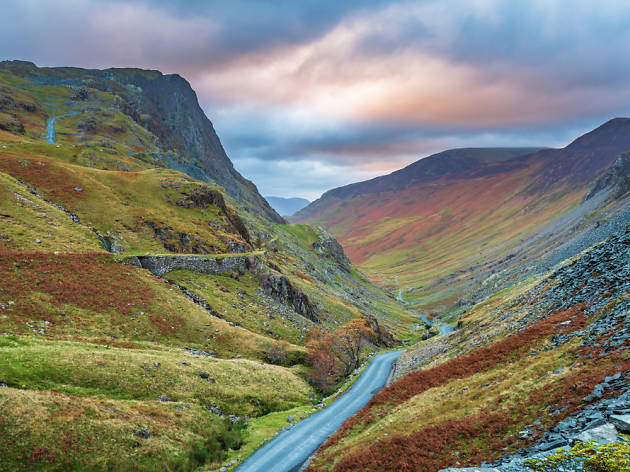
xmin=175 ymin=185 xmax=251 ymax=243
xmin=259 ymin=273 xmax=320 ymax=323
xmin=0 ymin=60 xmax=284 ymax=223
xmin=131 ymin=254 xmax=252 ymax=277
xmin=364 ymin=314 xmax=397 ymax=348
xmin=583 ymin=151 xmax=630 ymax=202
xmin=142 ymin=220 xmax=216 ymax=254
xmin=312 ymin=233 xmax=351 ymax=273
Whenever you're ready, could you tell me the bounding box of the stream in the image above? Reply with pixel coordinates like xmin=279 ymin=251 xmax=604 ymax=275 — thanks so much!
xmin=397 ymin=288 xmax=454 ymax=335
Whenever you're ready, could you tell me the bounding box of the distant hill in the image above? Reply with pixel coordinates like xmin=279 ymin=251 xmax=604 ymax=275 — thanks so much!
xmin=294 ymin=120 xmax=630 ymax=314
xmin=266 ymin=196 xmax=310 ymax=216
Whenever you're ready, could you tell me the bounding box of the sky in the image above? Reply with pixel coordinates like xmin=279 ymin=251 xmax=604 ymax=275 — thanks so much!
xmin=2 ymin=0 xmax=630 ymax=200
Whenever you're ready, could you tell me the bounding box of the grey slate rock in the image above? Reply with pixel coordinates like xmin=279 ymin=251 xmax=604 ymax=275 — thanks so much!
xmin=609 ymin=414 xmax=630 ymax=433
xmin=135 ymin=429 xmax=151 ymax=439
xmin=573 ymin=423 xmax=619 ymax=444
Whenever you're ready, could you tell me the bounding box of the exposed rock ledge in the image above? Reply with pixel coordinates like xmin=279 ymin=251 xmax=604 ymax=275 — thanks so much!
xmin=260 ymin=273 xmax=320 ymax=323
xmin=127 ymin=254 xmax=255 ymax=277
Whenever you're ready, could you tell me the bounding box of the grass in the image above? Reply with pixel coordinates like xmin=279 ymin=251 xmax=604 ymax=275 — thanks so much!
xmin=0 ymin=336 xmax=312 ymax=416
xmin=306 ymin=286 xmax=630 ymax=471
xmin=0 ymin=386 xmax=247 ymax=472
xmin=0 ymin=64 xmax=419 ymax=471
xmin=0 ymin=170 xmax=102 ymax=252
xmin=165 ymin=270 xmax=312 ymax=344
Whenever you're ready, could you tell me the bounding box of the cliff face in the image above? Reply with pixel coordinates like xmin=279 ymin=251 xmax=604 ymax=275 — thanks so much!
xmin=0 ymin=60 xmax=284 ymax=223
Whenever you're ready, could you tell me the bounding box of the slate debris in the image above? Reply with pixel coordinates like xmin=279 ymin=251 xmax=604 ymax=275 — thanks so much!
xmin=487 ymin=372 xmax=630 ymax=471
xmin=135 ymin=429 xmax=151 ymax=439
xmin=441 ymin=224 xmax=630 ymax=472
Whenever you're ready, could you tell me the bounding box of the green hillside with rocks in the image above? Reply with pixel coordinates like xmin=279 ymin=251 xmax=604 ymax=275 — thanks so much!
xmin=1 ymin=59 xmax=629 ymax=472
xmin=0 ymin=61 xmax=414 ymax=472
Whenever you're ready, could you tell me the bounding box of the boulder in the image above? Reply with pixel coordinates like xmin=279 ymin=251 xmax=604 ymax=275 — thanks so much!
xmin=135 ymin=429 xmax=151 ymax=439
xmin=609 ymin=414 xmax=630 ymax=433
xmin=573 ymin=423 xmax=619 ymax=444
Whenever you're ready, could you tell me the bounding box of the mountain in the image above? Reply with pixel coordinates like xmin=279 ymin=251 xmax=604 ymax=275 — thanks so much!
xmin=0 ymin=62 xmax=414 ymax=471
xmin=266 ymin=196 xmax=310 ymax=216
xmin=0 ymin=59 xmax=283 ymax=223
xmin=294 ymin=121 xmax=630 ymax=317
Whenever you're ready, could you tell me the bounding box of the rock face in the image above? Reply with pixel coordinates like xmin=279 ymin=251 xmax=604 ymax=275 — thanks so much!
xmin=609 ymin=414 xmax=630 ymax=433
xmin=0 ymin=60 xmax=284 ymax=223
xmin=312 ymin=233 xmax=351 ymax=273
xmin=132 ymin=254 xmax=251 ymax=277
xmin=175 ymin=185 xmax=251 ymax=243
xmin=364 ymin=314 xmax=397 ymax=347
xmin=583 ymin=151 xmax=630 ymax=202
xmin=259 ymin=273 xmax=320 ymax=323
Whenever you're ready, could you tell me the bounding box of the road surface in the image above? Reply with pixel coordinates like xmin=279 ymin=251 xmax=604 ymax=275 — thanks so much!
xmin=46 ymin=112 xmax=78 ymax=144
xmin=235 ymin=350 xmax=402 ymax=472
xmin=397 ymin=289 xmax=454 ymax=334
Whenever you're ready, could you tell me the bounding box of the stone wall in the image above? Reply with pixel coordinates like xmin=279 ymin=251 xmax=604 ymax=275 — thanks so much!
xmin=130 ymin=254 xmax=252 ymax=277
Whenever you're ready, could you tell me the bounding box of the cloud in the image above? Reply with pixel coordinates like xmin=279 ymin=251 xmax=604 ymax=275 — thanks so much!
xmin=1 ymin=0 xmax=630 ymax=197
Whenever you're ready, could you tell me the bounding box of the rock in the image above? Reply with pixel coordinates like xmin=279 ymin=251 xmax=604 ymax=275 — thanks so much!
xmin=312 ymin=233 xmax=352 ymax=272
xmin=199 ymin=372 xmax=209 ymax=379
xmin=132 ymin=254 xmax=251 ymax=277
xmin=157 ymin=395 xmax=173 ymax=402
xmin=153 ymin=362 xmax=160 ymax=368
xmin=0 ymin=381 xmax=7 ymax=387
xmin=287 ymin=415 xmax=294 ymax=423
xmin=605 ymin=373 xmax=622 ymax=383
xmin=73 ymin=187 xmax=83 ymax=192
xmin=536 ymin=439 xmax=568 ymax=452
xmin=260 ymin=273 xmax=319 ymax=322
xmin=609 ymin=414 xmax=630 ymax=433
xmin=135 ymin=429 xmax=151 ymax=439
xmin=35 ymin=238 xmax=41 ymax=244
xmin=573 ymin=423 xmax=619 ymax=444
xmin=308 ymin=392 xmax=315 ymax=399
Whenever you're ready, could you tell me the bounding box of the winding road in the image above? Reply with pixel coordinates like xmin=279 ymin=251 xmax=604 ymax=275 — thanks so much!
xmin=46 ymin=112 xmax=78 ymax=144
xmin=397 ymin=289 xmax=454 ymax=335
xmin=235 ymin=350 xmax=402 ymax=472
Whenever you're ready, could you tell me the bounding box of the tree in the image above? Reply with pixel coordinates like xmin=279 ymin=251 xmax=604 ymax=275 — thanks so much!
xmin=305 ymin=319 xmax=375 ymax=392
xmin=306 ymin=328 xmax=339 ymax=391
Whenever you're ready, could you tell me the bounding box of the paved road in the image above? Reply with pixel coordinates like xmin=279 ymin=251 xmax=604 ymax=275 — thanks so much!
xmin=397 ymin=289 xmax=454 ymax=335
xmin=235 ymin=350 xmax=402 ymax=472
xmin=45 ymin=116 xmax=58 ymax=144
xmin=46 ymin=112 xmax=78 ymax=144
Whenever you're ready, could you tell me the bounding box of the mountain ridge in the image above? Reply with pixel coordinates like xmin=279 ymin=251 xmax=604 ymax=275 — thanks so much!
xmin=0 ymin=59 xmax=284 ymax=223
xmin=266 ymin=196 xmax=310 ymax=216
xmin=294 ymin=119 xmax=630 ymax=317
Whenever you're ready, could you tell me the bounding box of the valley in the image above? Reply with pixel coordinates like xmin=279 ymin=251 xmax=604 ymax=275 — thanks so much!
xmin=1 ymin=58 xmax=629 ymax=472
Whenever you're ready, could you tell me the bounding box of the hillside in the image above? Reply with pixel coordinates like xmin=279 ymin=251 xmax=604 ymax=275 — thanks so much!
xmin=0 ymin=63 xmax=414 ymax=472
xmin=306 ymin=222 xmax=630 ymax=471
xmin=294 ymin=122 xmax=630 ymax=321
xmin=0 ymin=60 xmax=282 ymax=222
